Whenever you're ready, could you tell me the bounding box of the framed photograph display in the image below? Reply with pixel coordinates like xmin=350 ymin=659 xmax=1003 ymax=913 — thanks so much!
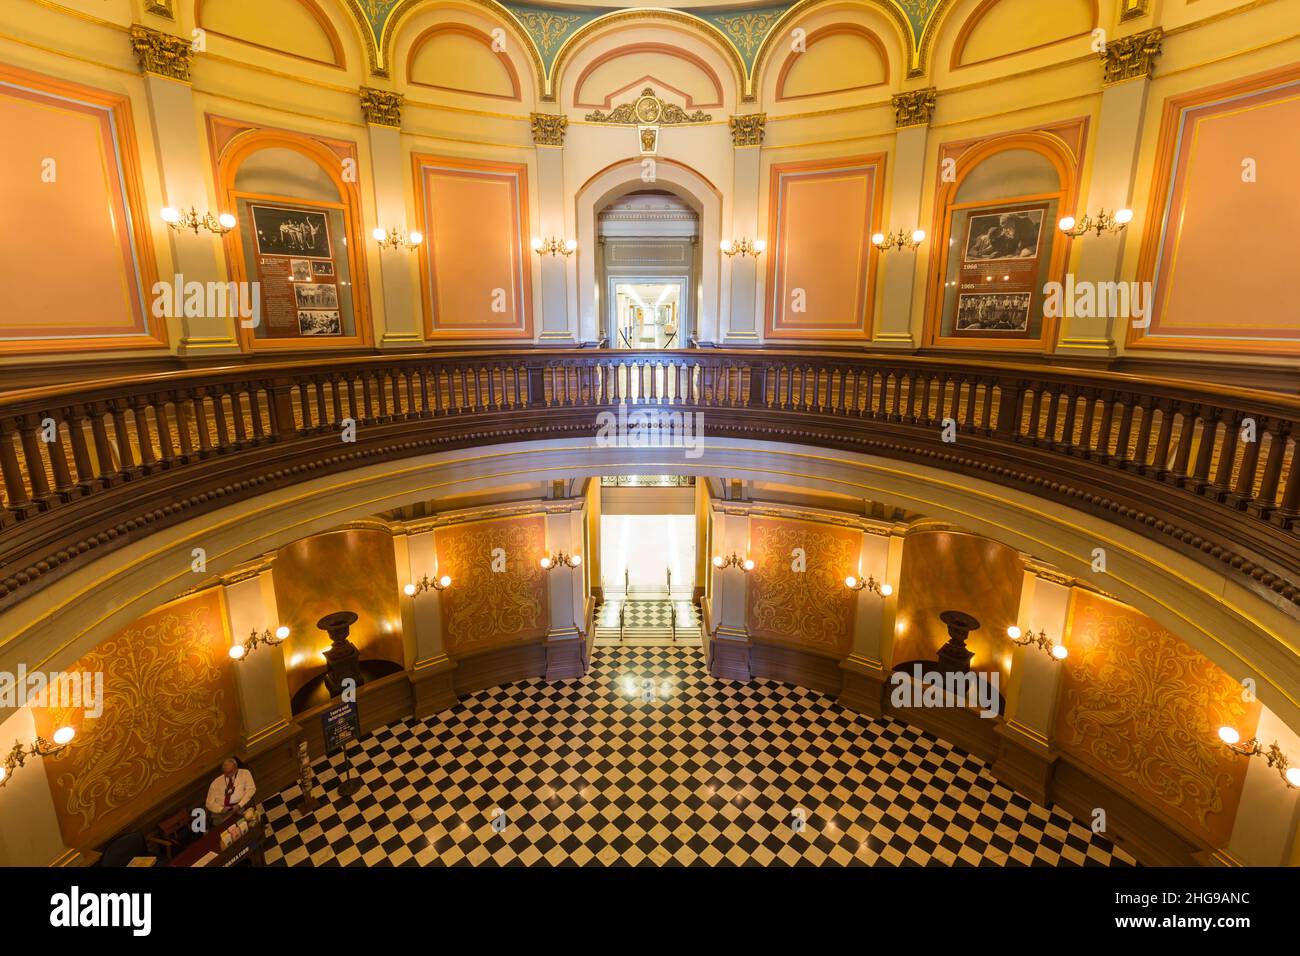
xmin=949 ymin=202 xmax=1049 ymax=338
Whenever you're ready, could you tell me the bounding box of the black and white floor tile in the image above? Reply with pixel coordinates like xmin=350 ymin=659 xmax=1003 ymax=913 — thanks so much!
xmin=595 ymin=600 xmax=701 ymax=629
xmin=262 ymin=646 xmax=1135 ymax=867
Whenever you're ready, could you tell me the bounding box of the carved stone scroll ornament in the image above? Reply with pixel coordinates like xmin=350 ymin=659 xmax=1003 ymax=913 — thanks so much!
xmin=585 ymin=88 xmax=710 ymax=125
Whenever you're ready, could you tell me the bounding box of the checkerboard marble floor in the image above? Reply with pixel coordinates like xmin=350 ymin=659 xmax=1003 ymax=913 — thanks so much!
xmin=262 ymin=646 xmax=1135 ymax=866
xmin=595 ymin=600 xmax=701 ymax=629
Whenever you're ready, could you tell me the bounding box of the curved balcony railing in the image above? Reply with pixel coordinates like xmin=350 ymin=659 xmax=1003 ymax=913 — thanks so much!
xmin=0 ymin=349 xmax=1297 ymax=614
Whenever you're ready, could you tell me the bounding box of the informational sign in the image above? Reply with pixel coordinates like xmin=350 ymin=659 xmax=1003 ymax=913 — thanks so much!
xmin=249 ymin=202 xmax=342 ymax=338
xmin=322 ymin=700 xmax=360 ymax=756
xmin=950 ymin=201 xmax=1049 ymax=338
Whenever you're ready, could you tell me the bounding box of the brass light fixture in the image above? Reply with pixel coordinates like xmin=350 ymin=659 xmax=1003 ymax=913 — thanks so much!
xmin=719 ymin=238 xmax=765 ymax=258
xmin=161 ymin=206 xmax=236 ymax=235
xmin=871 ymin=229 xmax=925 ymax=252
xmin=532 ymin=236 xmax=577 ymax=257
xmin=845 ymin=574 xmax=893 ymax=597
xmin=0 ymin=726 xmax=75 ymax=788
xmin=372 ymin=226 xmax=423 ymax=251
xmin=712 ymin=553 xmax=754 ymax=572
xmin=540 ymin=551 xmax=582 ymax=570
xmin=1007 ymin=625 xmax=1068 ymax=661
xmin=1057 ymin=208 xmax=1133 ymax=238
xmin=230 ymin=625 xmax=290 ymax=661
xmin=405 ymin=574 xmax=452 ymax=595
xmin=1218 ymin=727 xmax=1300 ymax=788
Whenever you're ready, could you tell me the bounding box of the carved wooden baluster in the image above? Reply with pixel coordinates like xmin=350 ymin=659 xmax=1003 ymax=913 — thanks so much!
xmin=66 ymin=406 xmax=98 ymax=487
xmin=1145 ymin=399 xmax=1173 ymax=476
xmin=1025 ymin=388 xmax=1044 ymax=443
xmin=1269 ymin=423 xmax=1299 ymax=526
xmin=193 ymin=389 xmax=217 ymax=457
xmin=45 ymin=410 xmax=76 ymax=499
xmin=87 ymin=403 xmax=122 ymax=481
xmin=14 ymin=415 xmax=51 ymax=507
xmin=1227 ymin=413 xmax=1263 ymax=509
xmin=328 ymin=374 xmax=344 ymax=427
xmin=978 ymin=378 xmax=995 ymax=434
xmin=1209 ymin=409 xmax=1241 ymax=500
xmin=211 ymin=386 xmax=232 ymax=449
xmin=1165 ymin=401 xmax=1195 ymax=484
xmin=109 ymin=399 xmax=139 ymax=475
xmin=0 ymin=417 xmax=31 ymax=514
xmin=1111 ymin=399 xmax=1135 ymax=465
xmin=248 ymin=386 xmax=267 ymax=443
xmin=359 ymin=372 xmax=376 ymax=423
xmin=1129 ymin=397 xmax=1154 ymax=469
xmin=1092 ymin=393 xmax=1116 ymax=460
xmin=1250 ymin=419 xmax=1286 ymax=515
xmin=309 ymin=377 xmax=325 ymax=429
xmin=1059 ymin=387 xmax=1079 ymax=451
xmin=1188 ymin=406 xmax=1219 ymax=491
xmin=1042 ymin=387 xmax=1063 ymax=447
xmin=227 ymin=386 xmax=249 ymax=448
xmin=132 ymin=396 xmax=159 ymax=470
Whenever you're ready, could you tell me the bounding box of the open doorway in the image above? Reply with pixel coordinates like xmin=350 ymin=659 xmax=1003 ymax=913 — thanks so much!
xmin=609 ymin=278 xmax=687 ymax=349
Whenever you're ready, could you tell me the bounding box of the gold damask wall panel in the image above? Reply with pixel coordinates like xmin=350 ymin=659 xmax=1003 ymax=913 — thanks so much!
xmin=745 ymin=516 xmax=858 ymax=658
xmin=1055 ymin=591 xmax=1259 ymax=847
xmin=273 ymin=528 xmax=404 ymax=697
xmin=891 ymin=528 xmax=1021 ymax=682
xmin=437 ymin=515 xmax=549 ymax=656
xmin=36 ymin=589 xmax=238 ymax=849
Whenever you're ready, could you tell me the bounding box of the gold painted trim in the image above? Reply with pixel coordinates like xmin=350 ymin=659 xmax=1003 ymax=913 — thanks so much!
xmin=241 ymin=717 xmax=291 ymax=748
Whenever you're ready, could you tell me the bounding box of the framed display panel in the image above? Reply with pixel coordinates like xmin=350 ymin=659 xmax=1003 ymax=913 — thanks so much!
xmin=0 ymin=65 xmax=164 ymax=353
xmin=924 ymin=126 xmax=1084 ymax=352
xmin=210 ymin=119 xmax=372 ymax=351
xmin=1131 ymin=66 xmax=1300 ymax=356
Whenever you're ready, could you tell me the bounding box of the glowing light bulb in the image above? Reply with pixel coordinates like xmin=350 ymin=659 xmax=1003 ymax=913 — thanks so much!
xmin=540 ymin=556 xmax=553 ymax=569
xmin=438 ymin=575 xmax=452 ymax=589
xmin=1007 ymin=625 xmax=1022 ymax=641
xmin=53 ymin=726 xmax=75 ymax=746
xmin=753 ymin=239 xmax=766 ymax=254
xmin=742 ymin=558 xmax=755 ymax=572
xmin=218 ymin=212 xmax=237 ymax=230
xmin=409 ymin=231 xmax=423 ymax=246
xmin=1052 ymin=644 xmax=1069 ymax=661
xmin=911 ymin=229 xmax=926 ymax=243
xmin=845 ymin=576 xmax=858 ymax=589
xmin=1058 ymin=216 xmax=1076 ymax=233
xmin=719 ymin=239 xmax=733 ymax=254
xmin=712 ymin=555 xmax=723 ymax=568
xmin=275 ymin=625 xmax=290 ymax=640
xmin=1218 ymin=726 xmax=1241 ymax=745
xmin=570 ymin=555 xmax=582 ymax=567
xmin=1115 ymin=208 xmax=1133 ymax=224
xmin=564 ymin=238 xmax=577 ymax=253
xmin=229 ymin=644 xmax=246 ymax=660
xmin=531 ymin=237 xmax=544 ymax=252
xmin=1286 ymin=767 xmax=1300 ymax=788
xmin=372 ymin=227 xmax=387 ymax=242
xmin=871 ymin=232 xmax=885 ymax=247
xmin=161 ymin=207 xmax=181 ymax=224
xmin=880 ymin=583 xmax=893 ymax=597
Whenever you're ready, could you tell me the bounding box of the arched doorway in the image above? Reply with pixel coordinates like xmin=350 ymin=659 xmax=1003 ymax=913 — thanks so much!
xmin=574 ymin=158 xmax=724 ymax=344
xmin=597 ymin=190 xmax=698 ymax=348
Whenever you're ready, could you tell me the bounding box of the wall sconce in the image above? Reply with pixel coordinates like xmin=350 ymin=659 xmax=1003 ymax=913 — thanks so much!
xmin=372 ymin=227 xmax=423 ymax=251
xmin=0 ymin=726 xmax=75 ymax=788
xmin=720 ymin=238 xmax=765 ymax=258
xmin=532 ymin=237 xmax=577 ymax=257
xmin=161 ymin=206 xmax=236 ymax=235
xmin=1058 ymin=208 xmax=1132 ymax=237
xmin=845 ymin=574 xmax=892 ymax=597
xmin=230 ymin=625 xmax=290 ymax=661
xmin=1218 ymin=727 xmax=1300 ymax=788
xmin=1007 ymin=625 xmax=1068 ymax=661
xmin=405 ymin=574 xmax=451 ymax=595
xmin=712 ymin=553 xmax=754 ymax=572
xmin=540 ymin=551 xmax=581 ymax=570
xmin=871 ymin=229 xmax=925 ymax=252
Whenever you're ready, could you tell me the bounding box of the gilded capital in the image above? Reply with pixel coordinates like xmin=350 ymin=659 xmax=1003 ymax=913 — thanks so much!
xmin=1100 ymin=28 xmax=1163 ymax=85
xmin=359 ymin=87 xmax=403 ymax=128
xmin=530 ymin=112 xmax=568 ymax=147
xmin=891 ymin=88 xmax=937 ymax=129
xmin=728 ymin=113 xmax=765 ymax=148
xmin=144 ymin=0 xmax=175 ymax=18
xmin=129 ymin=25 xmax=192 ymax=82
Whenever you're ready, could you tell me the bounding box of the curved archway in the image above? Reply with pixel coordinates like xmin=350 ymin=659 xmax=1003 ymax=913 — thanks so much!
xmin=575 ymin=158 xmax=724 ymax=344
xmin=772 ymin=23 xmax=891 ymax=102
xmin=403 ymin=22 xmax=522 ymax=100
xmin=196 ymin=0 xmax=349 ymax=69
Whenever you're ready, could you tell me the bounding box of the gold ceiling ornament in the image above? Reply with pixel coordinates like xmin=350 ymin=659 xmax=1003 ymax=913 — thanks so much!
xmin=513 ymin=10 xmax=582 ymax=56
xmin=729 ymin=113 xmax=766 ymax=148
xmin=144 ymin=0 xmax=175 ymax=19
xmin=1100 ymin=27 xmax=1163 ymax=86
xmin=891 ymin=88 xmax=937 ymax=129
xmin=586 ymin=88 xmax=711 ymax=126
xmin=129 ymin=25 xmax=192 ymax=82
xmin=715 ymin=11 xmax=782 ymax=59
xmin=359 ymin=86 xmax=403 ymax=128
xmin=530 ymin=112 xmax=568 ymax=147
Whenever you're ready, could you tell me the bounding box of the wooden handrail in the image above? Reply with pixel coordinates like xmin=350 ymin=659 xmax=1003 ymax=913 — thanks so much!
xmin=0 ymin=349 xmax=1296 ymax=616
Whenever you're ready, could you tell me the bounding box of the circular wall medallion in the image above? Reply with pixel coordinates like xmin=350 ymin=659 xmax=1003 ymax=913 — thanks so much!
xmin=635 ymin=93 xmax=662 ymax=124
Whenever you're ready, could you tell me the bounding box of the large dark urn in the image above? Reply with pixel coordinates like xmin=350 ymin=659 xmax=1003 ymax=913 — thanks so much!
xmin=936 ymin=610 xmax=981 ymax=673
xmin=317 ymin=611 xmax=363 ymax=698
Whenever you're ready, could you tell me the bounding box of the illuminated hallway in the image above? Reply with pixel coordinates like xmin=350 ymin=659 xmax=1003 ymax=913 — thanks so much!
xmin=262 ymin=645 xmax=1132 ymax=866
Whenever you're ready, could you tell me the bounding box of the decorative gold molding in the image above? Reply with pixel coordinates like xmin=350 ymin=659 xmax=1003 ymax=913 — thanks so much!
xmin=1119 ymin=0 xmax=1151 ymax=21
xmin=530 ymin=112 xmax=567 ymax=147
xmin=359 ymin=86 xmax=403 ymax=128
xmin=128 ymin=25 xmax=191 ymax=82
xmin=144 ymin=0 xmax=174 ymax=19
xmin=585 ymin=87 xmax=710 ymax=125
xmin=1101 ymin=28 xmax=1163 ymax=86
xmin=729 ymin=113 xmax=765 ymax=148
xmin=891 ymin=88 xmax=937 ymax=129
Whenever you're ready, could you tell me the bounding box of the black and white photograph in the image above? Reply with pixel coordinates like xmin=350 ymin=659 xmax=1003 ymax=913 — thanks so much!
xmin=311 ymin=260 xmax=334 ymax=277
xmin=289 ymin=258 xmax=314 ymax=282
xmin=297 ymin=309 xmax=342 ymax=336
xmin=251 ymin=203 xmax=333 ymax=259
xmin=954 ymin=292 xmax=1032 ymax=332
xmin=294 ymin=282 xmax=339 ymax=310
xmin=963 ymin=208 xmax=1043 ymax=260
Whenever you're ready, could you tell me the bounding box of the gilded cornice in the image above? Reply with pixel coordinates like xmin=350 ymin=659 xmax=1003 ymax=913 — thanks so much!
xmin=530 ymin=111 xmax=568 ymax=146
xmin=729 ymin=112 xmax=766 ymax=147
xmin=891 ymin=87 xmax=936 ymax=128
xmin=1101 ymin=27 xmax=1164 ymax=85
xmin=359 ymin=85 xmax=403 ymax=127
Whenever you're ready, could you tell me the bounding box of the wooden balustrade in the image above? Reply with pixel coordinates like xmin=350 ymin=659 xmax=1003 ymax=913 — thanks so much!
xmin=0 ymin=349 xmax=1296 ymax=611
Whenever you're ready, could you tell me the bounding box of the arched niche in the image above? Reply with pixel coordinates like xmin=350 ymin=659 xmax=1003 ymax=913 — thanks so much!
xmin=404 ymin=24 xmax=521 ymax=100
xmin=574 ymin=159 xmax=723 ymax=344
xmin=212 ymin=123 xmax=373 ymax=351
xmin=572 ymin=43 xmax=726 ymax=110
xmin=924 ymin=129 xmax=1082 ymax=352
xmin=949 ymin=0 xmax=1097 ymax=70
xmin=195 ymin=0 xmax=347 ymax=69
xmin=773 ymin=24 xmax=890 ymax=102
